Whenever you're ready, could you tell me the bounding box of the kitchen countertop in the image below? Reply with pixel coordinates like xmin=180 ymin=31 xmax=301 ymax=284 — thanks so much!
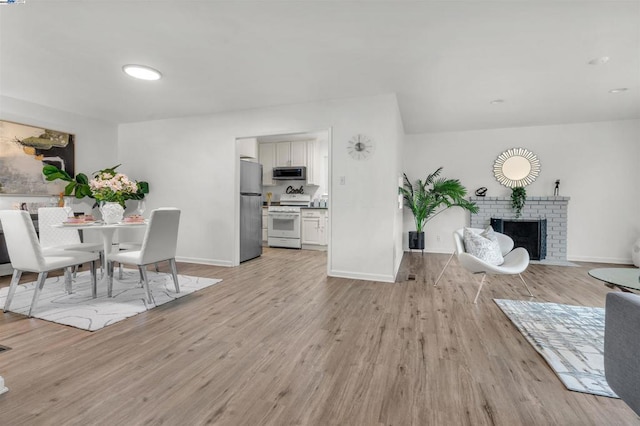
xmin=262 ymin=203 xmax=327 ymax=209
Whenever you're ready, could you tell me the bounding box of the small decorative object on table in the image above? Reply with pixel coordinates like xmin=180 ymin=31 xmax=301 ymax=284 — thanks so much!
xmin=100 ymin=202 xmax=125 ymax=224
xmin=475 ymin=187 xmax=487 ymax=197
xmin=554 ymin=179 xmax=560 ymax=196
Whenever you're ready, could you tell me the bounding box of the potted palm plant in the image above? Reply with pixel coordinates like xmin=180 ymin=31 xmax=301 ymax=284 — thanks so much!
xmin=399 ymin=167 xmax=478 ymax=250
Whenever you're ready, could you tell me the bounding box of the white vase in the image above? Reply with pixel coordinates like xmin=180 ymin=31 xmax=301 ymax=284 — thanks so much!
xmin=100 ymin=202 xmax=124 ymax=224
xmin=632 ymin=238 xmax=640 ymax=268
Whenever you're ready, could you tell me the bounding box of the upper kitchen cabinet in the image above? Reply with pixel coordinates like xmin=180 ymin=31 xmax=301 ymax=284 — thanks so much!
xmin=259 ymin=142 xmax=276 ymax=185
xmin=276 ymin=141 xmax=307 ymax=167
xmin=238 ymin=137 xmax=258 ymax=159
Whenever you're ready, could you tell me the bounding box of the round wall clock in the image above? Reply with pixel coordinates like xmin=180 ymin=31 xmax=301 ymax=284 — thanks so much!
xmin=347 ymin=134 xmax=375 ymax=160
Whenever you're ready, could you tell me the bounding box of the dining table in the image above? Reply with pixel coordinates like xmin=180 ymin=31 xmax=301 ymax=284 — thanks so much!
xmin=53 ymin=220 xmax=148 ymax=285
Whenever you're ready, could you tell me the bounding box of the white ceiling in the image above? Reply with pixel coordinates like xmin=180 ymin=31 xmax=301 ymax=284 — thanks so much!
xmin=1 ymin=1 xmax=638 ymax=134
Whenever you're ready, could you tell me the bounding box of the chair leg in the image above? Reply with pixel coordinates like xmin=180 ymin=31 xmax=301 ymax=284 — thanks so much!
xmin=473 ymin=273 xmax=487 ymax=304
xmin=64 ymin=267 xmax=73 ymax=294
xmin=107 ymin=261 xmax=114 ymax=297
xmin=73 ymin=265 xmax=78 ymax=279
xmin=139 ymin=266 xmax=153 ymax=304
xmin=99 ymin=251 xmax=105 ymax=280
xmin=519 ymin=273 xmax=534 ymax=297
xmin=155 ymin=263 xmax=160 ymax=273
xmin=169 ymin=258 xmax=180 ymax=293
xmin=119 ymin=262 xmax=123 ymax=280
xmin=433 ymin=252 xmax=455 ymax=287
xmin=90 ymin=260 xmax=97 ymax=298
xmin=4 ymin=269 xmax=22 ymax=312
xmin=29 ymin=272 xmax=48 ymax=317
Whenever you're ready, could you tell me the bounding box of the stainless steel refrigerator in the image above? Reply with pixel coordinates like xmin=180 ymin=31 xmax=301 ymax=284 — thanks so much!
xmin=240 ymin=161 xmax=263 ymax=262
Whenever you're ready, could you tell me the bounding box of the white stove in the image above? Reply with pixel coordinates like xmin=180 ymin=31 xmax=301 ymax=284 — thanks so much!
xmin=267 ymin=194 xmax=310 ymax=248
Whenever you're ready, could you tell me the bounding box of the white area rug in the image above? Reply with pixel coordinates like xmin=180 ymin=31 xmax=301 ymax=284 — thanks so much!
xmin=0 ymin=269 xmax=222 ymax=331
xmin=495 ymin=299 xmax=617 ymax=398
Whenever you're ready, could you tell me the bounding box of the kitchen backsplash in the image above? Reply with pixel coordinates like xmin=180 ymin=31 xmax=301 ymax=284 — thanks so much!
xmin=262 ymin=183 xmax=326 ymax=203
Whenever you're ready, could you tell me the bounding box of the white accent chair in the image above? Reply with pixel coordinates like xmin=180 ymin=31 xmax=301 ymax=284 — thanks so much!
xmin=0 ymin=210 xmax=99 ymax=317
xmin=434 ymin=227 xmax=533 ymax=303
xmin=107 ymin=208 xmax=181 ymax=304
xmin=38 ymin=207 xmax=104 ymax=276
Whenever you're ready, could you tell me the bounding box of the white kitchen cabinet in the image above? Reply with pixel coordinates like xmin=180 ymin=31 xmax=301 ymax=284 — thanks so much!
xmin=259 ymin=142 xmax=276 ymax=185
xmin=275 ymin=141 xmax=307 ymax=167
xmin=262 ymin=207 xmax=269 ymax=243
xmin=306 ymin=140 xmax=316 ymax=185
xmin=301 ymin=209 xmax=327 ymax=249
xmin=238 ymin=137 xmax=258 ymax=159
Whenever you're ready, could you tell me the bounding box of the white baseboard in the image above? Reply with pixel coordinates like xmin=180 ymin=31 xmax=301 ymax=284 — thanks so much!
xmin=329 ymin=269 xmax=396 ymax=283
xmin=175 ymin=257 xmax=233 ymax=267
xmin=568 ymin=256 xmax=633 ymax=265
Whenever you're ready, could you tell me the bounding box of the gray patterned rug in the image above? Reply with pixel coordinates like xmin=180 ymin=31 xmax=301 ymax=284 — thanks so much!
xmin=494 ymin=299 xmax=618 ymax=398
xmin=0 ymin=269 xmax=222 ymax=331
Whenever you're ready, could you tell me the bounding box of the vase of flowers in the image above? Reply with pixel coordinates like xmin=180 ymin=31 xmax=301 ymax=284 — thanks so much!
xmin=90 ymin=169 xmax=139 ymax=224
xmin=42 ymin=164 xmax=149 ymax=204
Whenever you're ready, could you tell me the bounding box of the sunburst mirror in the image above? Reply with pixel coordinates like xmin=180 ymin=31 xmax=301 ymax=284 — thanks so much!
xmin=493 ymin=147 xmax=540 ymax=187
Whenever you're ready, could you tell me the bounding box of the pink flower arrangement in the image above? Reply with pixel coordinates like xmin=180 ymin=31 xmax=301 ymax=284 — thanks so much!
xmin=90 ymin=170 xmax=139 ymax=206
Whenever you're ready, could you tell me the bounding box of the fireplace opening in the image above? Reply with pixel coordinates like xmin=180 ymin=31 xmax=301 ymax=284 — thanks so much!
xmin=490 ymin=218 xmax=547 ymax=260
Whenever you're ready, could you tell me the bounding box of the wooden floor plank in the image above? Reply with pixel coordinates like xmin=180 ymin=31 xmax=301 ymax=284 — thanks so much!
xmin=0 ymin=249 xmax=638 ymax=425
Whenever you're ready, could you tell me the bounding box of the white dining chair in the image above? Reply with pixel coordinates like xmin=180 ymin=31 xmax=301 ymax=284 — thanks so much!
xmin=38 ymin=207 xmax=104 ymax=276
xmin=107 ymin=208 xmax=181 ymax=303
xmin=0 ymin=210 xmax=99 ymax=317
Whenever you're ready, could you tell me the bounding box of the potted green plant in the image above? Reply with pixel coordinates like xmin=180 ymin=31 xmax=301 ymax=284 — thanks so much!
xmin=511 ymin=186 xmax=526 ymax=218
xmin=399 ymin=167 xmax=478 ymax=250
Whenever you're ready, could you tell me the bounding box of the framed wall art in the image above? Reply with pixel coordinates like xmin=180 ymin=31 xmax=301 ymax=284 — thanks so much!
xmin=0 ymin=120 xmax=75 ymax=195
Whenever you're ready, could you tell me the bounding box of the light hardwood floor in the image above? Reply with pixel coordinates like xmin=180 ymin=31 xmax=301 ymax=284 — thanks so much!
xmin=0 ymin=248 xmax=638 ymax=425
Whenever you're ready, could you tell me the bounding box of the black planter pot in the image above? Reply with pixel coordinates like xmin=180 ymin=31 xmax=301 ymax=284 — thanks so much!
xmin=408 ymin=231 xmax=425 ymax=250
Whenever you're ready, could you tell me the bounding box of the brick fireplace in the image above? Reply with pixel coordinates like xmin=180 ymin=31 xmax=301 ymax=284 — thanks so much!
xmin=469 ymin=196 xmax=570 ymax=261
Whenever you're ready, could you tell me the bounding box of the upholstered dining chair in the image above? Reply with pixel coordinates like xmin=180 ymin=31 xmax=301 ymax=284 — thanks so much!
xmin=107 ymin=208 xmax=181 ymax=304
xmin=0 ymin=210 xmax=99 ymax=317
xmin=38 ymin=207 xmax=104 ymax=276
xmin=434 ymin=227 xmax=533 ymax=303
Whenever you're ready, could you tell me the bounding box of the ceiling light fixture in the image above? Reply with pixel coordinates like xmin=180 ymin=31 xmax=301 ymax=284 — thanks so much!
xmin=609 ymin=88 xmax=628 ymax=93
xmin=489 ymin=99 xmax=505 ymax=104
xmin=122 ymin=64 xmax=162 ymax=81
xmin=588 ymin=56 xmax=610 ymax=65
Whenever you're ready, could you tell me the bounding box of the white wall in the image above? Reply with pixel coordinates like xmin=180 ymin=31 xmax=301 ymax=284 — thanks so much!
xmin=403 ymin=119 xmax=640 ymax=264
xmin=0 ymin=95 xmax=118 ymax=213
xmin=119 ymin=93 xmax=403 ymax=282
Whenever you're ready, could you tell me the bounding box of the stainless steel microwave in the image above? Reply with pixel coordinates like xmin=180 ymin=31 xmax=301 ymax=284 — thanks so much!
xmin=272 ymin=166 xmax=307 ymax=181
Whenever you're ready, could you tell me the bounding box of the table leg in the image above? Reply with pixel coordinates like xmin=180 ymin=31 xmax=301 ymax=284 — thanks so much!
xmin=99 ymin=228 xmax=116 ymax=286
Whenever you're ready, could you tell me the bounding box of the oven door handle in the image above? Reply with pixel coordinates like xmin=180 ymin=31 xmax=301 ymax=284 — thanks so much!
xmin=270 ymin=214 xmax=298 ymax=220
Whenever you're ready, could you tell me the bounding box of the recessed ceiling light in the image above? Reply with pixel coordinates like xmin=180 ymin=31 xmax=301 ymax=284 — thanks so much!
xmin=489 ymin=99 xmax=505 ymax=104
xmin=588 ymin=56 xmax=610 ymax=65
xmin=122 ymin=64 xmax=162 ymax=81
xmin=609 ymin=88 xmax=628 ymax=93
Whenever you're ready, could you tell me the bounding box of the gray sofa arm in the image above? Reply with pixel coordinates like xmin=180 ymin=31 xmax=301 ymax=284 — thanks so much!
xmin=604 ymin=292 xmax=640 ymax=416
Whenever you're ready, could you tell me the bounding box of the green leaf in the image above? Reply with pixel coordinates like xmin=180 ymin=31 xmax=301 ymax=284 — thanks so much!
xmin=137 ymin=181 xmax=149 ymax=194
xmin=76 ymin=173 xmax=89 ymax=185
xmin=42 ymin=165 xmax=60 ymax=176
xmin=64 ymin=182 xmax=75 ymax=196
xmin=44 ymin=172 xmax=67 ymax=182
